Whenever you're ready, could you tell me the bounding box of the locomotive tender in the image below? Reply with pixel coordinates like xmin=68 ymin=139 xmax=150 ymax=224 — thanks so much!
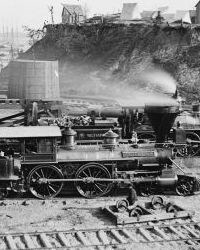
xmin=0 ymin=104 xmax=198 ymax=199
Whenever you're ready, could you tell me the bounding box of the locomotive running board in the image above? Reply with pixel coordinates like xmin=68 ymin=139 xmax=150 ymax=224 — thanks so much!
xmin=37 ymin=177 xmax=157 ymax=183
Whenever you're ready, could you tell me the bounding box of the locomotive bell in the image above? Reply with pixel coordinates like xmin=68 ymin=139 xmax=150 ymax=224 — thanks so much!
xmin=63 ymin=127 xmax=77 ymax=150
xmin=103 ymin=129 xmax=119 ymax=149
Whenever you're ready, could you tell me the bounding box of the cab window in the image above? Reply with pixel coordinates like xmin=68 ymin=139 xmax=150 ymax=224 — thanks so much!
xmin=38 ymin=138 xmax=54 ymax=153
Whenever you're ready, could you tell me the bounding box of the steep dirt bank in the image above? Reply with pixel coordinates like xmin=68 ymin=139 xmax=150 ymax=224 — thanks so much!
xmin=20 ymin=23 xmax=200 ymax=103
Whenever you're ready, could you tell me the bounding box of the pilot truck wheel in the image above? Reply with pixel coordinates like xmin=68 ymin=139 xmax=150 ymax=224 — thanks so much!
xmin=75 ymin=163 xmax=112 ymax=198
xmin=27 ymin=165 xmax=64 ymax=199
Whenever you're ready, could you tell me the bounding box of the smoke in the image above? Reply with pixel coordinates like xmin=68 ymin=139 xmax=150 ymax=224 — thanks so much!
xmin=136 ymin=69 xmax=177 ymax=94
xmin=88 ymin=69 xmax=178 ymax=107
xmin=60 ymin=61 xmax=178 ymax=108
xmin=114 ymin=89 xmax=178 ymax=107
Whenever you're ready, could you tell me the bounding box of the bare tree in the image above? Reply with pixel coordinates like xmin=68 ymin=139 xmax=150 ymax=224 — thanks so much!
xmin=23 ymin=26 xmax=45 ymax=46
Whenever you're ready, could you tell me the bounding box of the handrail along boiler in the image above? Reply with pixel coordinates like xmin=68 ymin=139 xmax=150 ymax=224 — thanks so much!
xmin=0 ymin=104 xmax=198 ymax=199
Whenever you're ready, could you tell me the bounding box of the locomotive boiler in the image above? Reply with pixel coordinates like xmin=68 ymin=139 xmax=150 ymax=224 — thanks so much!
xmin=0 ymin=104 xmax=198 ymax=199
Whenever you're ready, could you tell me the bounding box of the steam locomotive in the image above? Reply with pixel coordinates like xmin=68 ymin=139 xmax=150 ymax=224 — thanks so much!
xmin=0 ymin=104 xmax=198 ymax=199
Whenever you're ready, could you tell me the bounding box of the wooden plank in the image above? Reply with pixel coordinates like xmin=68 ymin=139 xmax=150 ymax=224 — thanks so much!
xmin=110 ymin=229 xmax=127 ymax=244
xmin=23 ymin=234 xmax=35 ymax=249
xmin=121 ymin=229 xmax=139 ymax=242
xmin=57 ymin=232 xmax=70 ymax=247
xmin=148 ymin=222 xmax=169 ymax=241
xmin=138 ymin=228 xmax=154 ymax=241
xmin=39 ymin=233 xmax=52 ymax=248
xmin=182 ymin=225 xmax=200 ymax=238
xmin=153 ymin=226 xmax=170 ymax=240
xmin=169 ymin=226 xmax=196 ymax=246
xmin=97 ymin=230 xmax=110 ymax=245
xmin=5 ymin=235 xmax=17 ymax=250
xmin=169 ymin=226 xmax=186 ymax=239
xmin=75 ymin=232 xmax=90 ymax=246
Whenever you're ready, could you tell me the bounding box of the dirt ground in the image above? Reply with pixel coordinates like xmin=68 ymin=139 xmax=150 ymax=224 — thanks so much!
xmin=0 ymin=157 xmax=200 ymax=250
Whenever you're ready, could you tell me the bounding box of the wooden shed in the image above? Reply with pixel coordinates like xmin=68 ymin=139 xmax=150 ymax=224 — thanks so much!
xmin=62 ymin=4 xmax=85 ymax=24
xmin=196 ymin=1 xmax=200 ymax=24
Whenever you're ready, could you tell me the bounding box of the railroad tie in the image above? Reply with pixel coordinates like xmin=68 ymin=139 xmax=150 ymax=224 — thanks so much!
xmin=75 ymin=231 xmax=91 ymax=246
xmin=57 ymin=232 xmax=70 ymax=247
xmin=23 ymin=234 xmax=35 ymax=249
xmin=148 ymin=222 xmax=170 ymax=241
xmin=182 ymin=225 xmax=200 ymax=238
xmin=97 ymin=230 xmax=110 ymax=245
xmin=121 ymin=229 xmax=139 ymax=242
xmin=5 ymin=235 xmax=17 ymax=250
xmin=169 ymin=226 xmax=188 ymax=239
xmin=39 ymin=233 xmax=52 ymax=248
xmin=110 ymin=229 xmax=127 ymax=244
xmin=191 ymin=220 xmax=200 ymax=231
xmin=153 ymin=226 xmax=170 ymax=240
xmin=138 ymin=228 xmax=154 ymax=242
xmin=169 ymin=226 xmax=196 ymax=246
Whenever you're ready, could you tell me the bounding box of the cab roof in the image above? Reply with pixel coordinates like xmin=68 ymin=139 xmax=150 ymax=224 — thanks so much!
xmin=0 ymin=126 xmax=61 ymax=138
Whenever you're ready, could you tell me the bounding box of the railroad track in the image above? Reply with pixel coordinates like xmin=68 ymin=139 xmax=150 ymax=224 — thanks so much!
xmin=1 ymin=219 xmax=200 ymax=249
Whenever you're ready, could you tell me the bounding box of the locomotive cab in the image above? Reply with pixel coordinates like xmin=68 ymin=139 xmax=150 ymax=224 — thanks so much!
xmin=0 ymin=126 xmax=61 ymax=172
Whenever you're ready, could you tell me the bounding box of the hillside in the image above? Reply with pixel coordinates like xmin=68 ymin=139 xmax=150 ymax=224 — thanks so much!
xmin=20 ymin=23 xmax=200 ymax=104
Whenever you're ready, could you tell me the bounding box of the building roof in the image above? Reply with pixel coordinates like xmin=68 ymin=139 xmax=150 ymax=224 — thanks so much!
xmin=0 ymin=126 xmax=61 ymax=139
xmin=195 ymin=1 xmax=200 ymax=7
xmin=174 ymin=10 xmax=191 ymax=23
xmin=141 ymin=11 xmax=156 ymax=19
xmin=62 ymin=4 xmax=83 ymax=15
xmin=120 ymin=3 xmax=141 ymax=20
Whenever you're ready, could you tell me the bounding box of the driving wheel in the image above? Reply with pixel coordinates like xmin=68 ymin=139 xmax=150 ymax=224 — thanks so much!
xmin=75 ymin=163 xmax=112 ymax=198
xmin=27 ymin=165 xmax=63 ymax=199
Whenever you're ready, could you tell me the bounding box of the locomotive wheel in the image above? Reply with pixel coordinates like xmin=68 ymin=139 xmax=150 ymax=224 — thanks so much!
xmin=151 ymin=196 xmax=164 ymax=210
xmin=175 ymin=179 xmax=193 ymax=196
xmin=166 ymin=202 xmax=176 ymax=213
xmin=75 ymin=163 xmax=112 ymax=198
xmin=0 ymin=189 xmax=8 ymax=199
xmin=27 ymin=165 xmax=64 ymax=199
xmin=116 ymin=199 xmax=129 ymax=212
xmin=186 ymin=132 xmax=200 ymax=157
xmin=129 ymin=207 xmax=143 ymax=218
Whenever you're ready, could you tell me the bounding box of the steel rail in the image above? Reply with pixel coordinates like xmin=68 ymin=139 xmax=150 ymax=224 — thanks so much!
xmin=0 ymin=220 xmax=200 ymax=249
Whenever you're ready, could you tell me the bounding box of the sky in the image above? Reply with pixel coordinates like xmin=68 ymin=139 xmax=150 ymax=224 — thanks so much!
xmin=0 ymin=0 xmax=198 ymax=32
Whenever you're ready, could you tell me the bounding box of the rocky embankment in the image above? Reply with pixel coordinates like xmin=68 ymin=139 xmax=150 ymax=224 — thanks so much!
xmin=18 ymin=23 xmax=200 ymax=103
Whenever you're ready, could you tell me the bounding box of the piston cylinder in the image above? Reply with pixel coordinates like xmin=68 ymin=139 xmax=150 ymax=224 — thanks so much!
xmin=156 ymin=169 xmax=178 ymax=186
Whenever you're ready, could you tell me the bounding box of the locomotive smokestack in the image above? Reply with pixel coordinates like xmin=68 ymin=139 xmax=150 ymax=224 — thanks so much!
xmin=145 ymin=104 xmax=179 ymax=143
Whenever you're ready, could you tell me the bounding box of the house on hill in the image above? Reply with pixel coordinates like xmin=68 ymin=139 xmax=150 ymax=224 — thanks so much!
xmin=196 ymin=1 xmax=200 ymax=23
xmin=120 ymin=3 xmax=141 ymax=20
xmin=62 ymin=4 xmax=85 ymax=24
xmin=189 ymin=10 xmax=196 ymax=23
xmin=141 ymin=11 xmax=156 ymax=20
xmin=173 ymin=10 xmax=191 ymax=24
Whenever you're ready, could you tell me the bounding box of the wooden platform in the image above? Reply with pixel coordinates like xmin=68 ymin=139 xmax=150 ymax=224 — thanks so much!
xmin=103 ymin=201 xmax=194 ymax=225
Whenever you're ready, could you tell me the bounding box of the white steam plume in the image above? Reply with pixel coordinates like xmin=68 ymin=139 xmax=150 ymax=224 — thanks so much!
xmin=138 ymin=69 xmax=177 ymax=94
